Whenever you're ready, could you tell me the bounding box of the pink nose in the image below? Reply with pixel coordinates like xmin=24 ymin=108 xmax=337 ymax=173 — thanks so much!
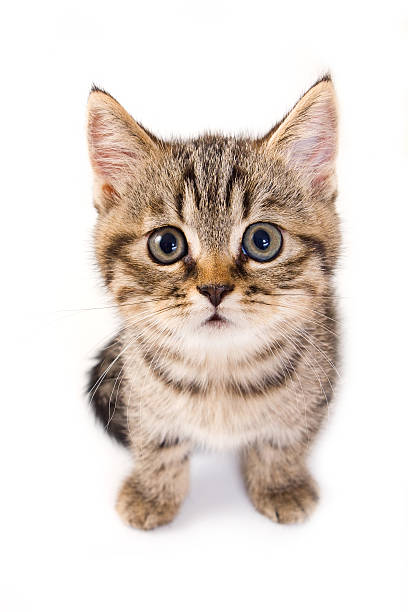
xmin=197 ymin=284 xmax=234 ymax=307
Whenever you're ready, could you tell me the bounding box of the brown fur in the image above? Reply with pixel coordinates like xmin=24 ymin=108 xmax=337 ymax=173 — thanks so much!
xmin=87 ymin=76 xmax=340 ymax=529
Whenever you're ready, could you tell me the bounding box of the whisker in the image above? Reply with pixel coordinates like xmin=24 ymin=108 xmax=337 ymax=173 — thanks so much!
xmin=88 ymin=305 xmax=179 ymax=402
xmin=284 ymin=320 xmax=340 ymax=380
xmin=247 ymin=298 xmax=342 ymax=327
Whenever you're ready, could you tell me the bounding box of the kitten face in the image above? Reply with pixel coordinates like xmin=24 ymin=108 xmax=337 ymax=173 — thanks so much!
xmin=88 ymin=78 xmax=340 ymax=360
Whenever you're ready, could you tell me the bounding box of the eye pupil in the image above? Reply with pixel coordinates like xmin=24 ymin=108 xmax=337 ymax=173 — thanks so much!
xmin=148 ymin=226 xmax=187 ymax=264
xmin=160 ymin=232 xmax=178 ymax=254
xmin=253 ymin=229 xmax=270 ymax=251
xmin=242 ymin=222 xmax=282 ymax=262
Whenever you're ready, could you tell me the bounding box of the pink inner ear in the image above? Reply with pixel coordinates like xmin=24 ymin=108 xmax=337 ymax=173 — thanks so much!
xmin=301 ymin=133 xmax=335 ymax=167
xmin=89 ymin=110 xmax=139 ymax=182
xmin=283 ymin=98 xmax=336 ymax=186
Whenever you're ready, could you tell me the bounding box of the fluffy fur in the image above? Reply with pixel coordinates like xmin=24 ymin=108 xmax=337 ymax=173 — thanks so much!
xmin=87 ymin=76 xmax=340 ymax=529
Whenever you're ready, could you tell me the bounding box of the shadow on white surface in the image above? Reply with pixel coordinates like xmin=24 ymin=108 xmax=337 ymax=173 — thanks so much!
xmin=177 ymin=452 xmax=249 ymax=524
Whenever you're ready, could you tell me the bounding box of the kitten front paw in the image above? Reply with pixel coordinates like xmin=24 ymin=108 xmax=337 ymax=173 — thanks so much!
xmin=116 ymin=477 xmax=181 ymax=530
xmin=249 ymin=479 xmax=319 ymax=525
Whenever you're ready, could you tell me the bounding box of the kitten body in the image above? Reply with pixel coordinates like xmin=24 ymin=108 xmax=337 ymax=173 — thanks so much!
xmin=87 ymin=77 xmax=340 ymax=529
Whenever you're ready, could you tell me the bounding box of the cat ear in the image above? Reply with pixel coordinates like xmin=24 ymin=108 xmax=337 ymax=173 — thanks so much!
xmin=262 ymin=76 xmax=337 ymax=195
xmin=87 ymin=87 xmax=160 ymax=198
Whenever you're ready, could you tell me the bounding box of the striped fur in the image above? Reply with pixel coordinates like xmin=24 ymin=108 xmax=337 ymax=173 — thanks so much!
xmin=87 ymin=76 xmax=340 ymax=529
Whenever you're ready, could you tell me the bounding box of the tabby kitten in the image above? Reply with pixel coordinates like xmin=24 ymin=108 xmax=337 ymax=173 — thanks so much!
xmin=87 ymin=76 xmax=340 ymax=529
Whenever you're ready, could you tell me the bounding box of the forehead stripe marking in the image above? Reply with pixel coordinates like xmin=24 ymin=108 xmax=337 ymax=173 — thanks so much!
xmin=175 ymin=190 xmax=184 ymax=221
xmin=183 ymin=163 xmax=200 ymax=209
xmin=225 ymin=165 xmax=243 ymax=208
xmin=225 ymin=165 xmax=252 ymax=218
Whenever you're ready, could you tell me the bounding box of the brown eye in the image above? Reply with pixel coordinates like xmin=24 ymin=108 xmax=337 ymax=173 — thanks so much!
xmin=242 ymin=222 xmax=282 ymax=262
xmin=148 ymin=226 xmax=187 ymax=264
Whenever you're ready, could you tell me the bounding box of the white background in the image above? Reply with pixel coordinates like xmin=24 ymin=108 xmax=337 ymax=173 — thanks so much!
xmin=1 ymin=1 xmax=407 ymax=610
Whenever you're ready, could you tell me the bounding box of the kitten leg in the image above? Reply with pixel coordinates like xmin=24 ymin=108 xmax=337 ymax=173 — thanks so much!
xmin=241 ymin=442 xmax=319 ymax=524
xmin=116 ymin=439 xmax=191 ymax=530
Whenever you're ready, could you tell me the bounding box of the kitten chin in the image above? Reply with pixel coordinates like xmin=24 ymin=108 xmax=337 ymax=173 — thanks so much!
xmin=87 ymin=75 xmax=340 ymax=528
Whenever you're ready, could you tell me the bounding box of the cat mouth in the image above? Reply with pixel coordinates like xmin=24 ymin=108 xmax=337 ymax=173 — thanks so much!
xmin=203 ymin=312 xmax=228 ymax=327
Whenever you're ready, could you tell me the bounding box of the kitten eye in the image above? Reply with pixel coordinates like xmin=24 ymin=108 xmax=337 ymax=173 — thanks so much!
xmin=148 ymin=226 xmax=187 ymax=264
xmin=242 ymin=222 xmax=282 ymax=262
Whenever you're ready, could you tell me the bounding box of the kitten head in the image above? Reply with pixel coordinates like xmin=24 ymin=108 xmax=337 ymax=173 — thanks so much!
xmin=87 ymin=77 xmax=339 ymax=358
